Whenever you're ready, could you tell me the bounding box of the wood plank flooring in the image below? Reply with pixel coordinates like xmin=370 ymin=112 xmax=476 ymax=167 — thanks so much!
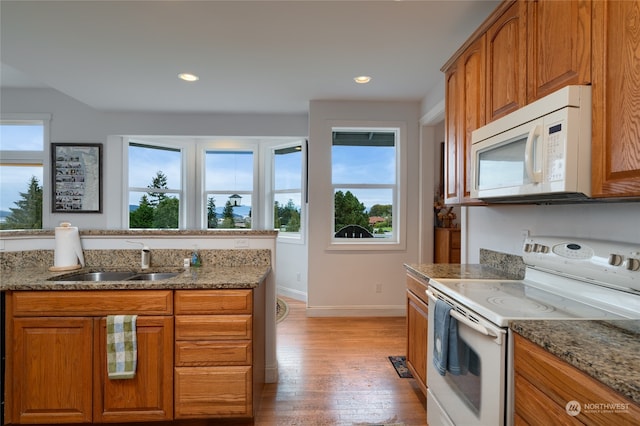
xmin=254 ymin=297 xmax=427 ymax=425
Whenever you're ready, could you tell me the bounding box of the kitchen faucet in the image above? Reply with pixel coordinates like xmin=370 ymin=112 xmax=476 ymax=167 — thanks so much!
xmin=126 ymin=240 xmax=151 ymax=270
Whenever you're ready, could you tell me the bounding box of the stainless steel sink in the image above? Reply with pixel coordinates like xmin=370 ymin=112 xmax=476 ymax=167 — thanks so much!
xmin=51 ymin=271 xmax=138 ymax=281
xmin=49 ymin=271 xmax=179 ymax=282
xmin=126 ymin=272 xmax=179 ymax=281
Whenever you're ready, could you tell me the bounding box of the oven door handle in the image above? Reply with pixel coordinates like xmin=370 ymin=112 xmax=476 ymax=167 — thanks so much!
xmin=426 ymin=289 xmax=499 ymax=339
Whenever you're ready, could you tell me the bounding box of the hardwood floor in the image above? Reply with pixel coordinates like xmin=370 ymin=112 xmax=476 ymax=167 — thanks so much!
xmin=255 ymin=297 xmax=427 ymax=425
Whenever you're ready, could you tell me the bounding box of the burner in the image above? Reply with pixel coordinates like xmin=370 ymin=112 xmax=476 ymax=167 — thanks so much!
xmin=486 ymin=296 xmax=557 ymax=313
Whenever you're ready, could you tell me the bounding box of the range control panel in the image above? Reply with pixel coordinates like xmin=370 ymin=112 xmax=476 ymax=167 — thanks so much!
xmin=522 ymin=236 xmax=640 ymax=292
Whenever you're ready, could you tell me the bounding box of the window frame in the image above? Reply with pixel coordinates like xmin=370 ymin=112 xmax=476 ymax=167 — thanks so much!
xmin=328 ymin=121 xmax=407 ymax=251
xmin=124 ymin=138 xmax=186 ymax=229
xmin=270 ymin=140 xmax=306 ymax=243
xmin=0 ymin=114 xmax=52 ymax=229
xmin=199 ymin=142 xmax=260 ymax=230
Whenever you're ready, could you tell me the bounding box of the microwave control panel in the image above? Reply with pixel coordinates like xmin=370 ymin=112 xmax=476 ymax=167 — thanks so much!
xmin=545 ymin=122 xmax=565 ymax=182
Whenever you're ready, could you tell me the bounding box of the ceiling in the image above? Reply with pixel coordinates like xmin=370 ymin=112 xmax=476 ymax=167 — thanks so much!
xmin=0 ymin=0 xmax=500 ymax=115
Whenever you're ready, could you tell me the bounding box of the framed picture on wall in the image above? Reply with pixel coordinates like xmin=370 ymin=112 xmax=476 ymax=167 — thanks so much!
xmin=51 ymin=143 xmax=103 ymax=213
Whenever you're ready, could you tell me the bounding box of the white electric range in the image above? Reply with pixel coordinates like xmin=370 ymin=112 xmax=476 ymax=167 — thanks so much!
xmin=425 ymin=236 xmax=640 ymax=426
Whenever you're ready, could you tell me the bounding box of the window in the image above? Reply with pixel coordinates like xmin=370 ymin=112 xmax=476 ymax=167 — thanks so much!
xmin=273 ymin=143 xmax=304 ymax=237
xmin=128 ymin=142 xmax=182 ymax=229
xmin=331 ymin=127 xmax=400 ymax=244
xmin=0 ymin=116 xmax=49 ymax=229
xmin=205 ymin=150 xmax=254 ymax=229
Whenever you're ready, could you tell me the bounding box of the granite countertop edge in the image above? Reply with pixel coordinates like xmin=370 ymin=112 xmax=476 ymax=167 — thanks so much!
xmin=0 ymin=265 xmax=271 ymax=291
xmin=511 ymin=320 xmax=640 ymax=405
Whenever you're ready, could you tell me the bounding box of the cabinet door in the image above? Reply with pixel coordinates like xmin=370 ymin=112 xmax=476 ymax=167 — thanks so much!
xmin=527 ymin=0 xmax=591 ymax=103
xmin=93 ymin=316 xmax=174 ymax=422
xmin=175 ymin=366 xmax=252 ymax=418
xmin=12 ymin=317 xmax=93 ymax=424
xmin=406 ymin=290 xmax=428 ymax=396
xmin=460 ymin=35 xmax=486 ymax=203
xmin=486 ymin=0 xmax=527 ymax=122
xmin=444 ymin=35 xmax=486 ymax=205
xmin=444 ymin=63 xmax=462 ymax=204
xmin=592 ymin=0 xmax=640 ymax=197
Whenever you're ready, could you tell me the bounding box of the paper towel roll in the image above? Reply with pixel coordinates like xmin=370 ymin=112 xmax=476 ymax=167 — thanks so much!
xmin=53 ymin=222 xmax=85 ymax=270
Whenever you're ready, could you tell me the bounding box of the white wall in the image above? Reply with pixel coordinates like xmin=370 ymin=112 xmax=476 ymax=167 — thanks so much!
xmin=463 ymin=202 xmax=640 ymax=262
xmin=306 ymin=100 xmax=422 ymax=316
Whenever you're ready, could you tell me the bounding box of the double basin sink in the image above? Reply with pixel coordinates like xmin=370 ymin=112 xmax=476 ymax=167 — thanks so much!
xmin=49 ymin=270 xmax=180 ymax=282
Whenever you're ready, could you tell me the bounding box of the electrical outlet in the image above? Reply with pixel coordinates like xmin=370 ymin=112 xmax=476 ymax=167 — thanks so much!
xmin=520 ymin=229 xmax=530 ymax=244
xmin=375 ymin=283 xmax=383 ymax=293
xmin=234 ymin=238 xmax=249 ymax=248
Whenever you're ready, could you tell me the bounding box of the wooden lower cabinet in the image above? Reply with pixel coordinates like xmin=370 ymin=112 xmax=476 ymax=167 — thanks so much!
xmin=405 ymin=274 xmax=428 ymax=396
xmin=7 ymin=291 xmax=174 ymax=424
xmin=514 ymin=333 xmax=640 ymax=426
xmin=94 ymin=316 xmax=174 ymax=422
xmin=5 ymin=286 xmax=265 ymax=424
xmin=174 ymin=289 xmax=264 ymax=420
xmin=11 ymin=317 xmax=94 ymax=424
xmin=434 ymin=227 xmax=461 ymax=263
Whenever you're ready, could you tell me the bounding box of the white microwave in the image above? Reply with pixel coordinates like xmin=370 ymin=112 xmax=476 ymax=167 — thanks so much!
xmin=470 ymin=85 xmax=592 ymax=202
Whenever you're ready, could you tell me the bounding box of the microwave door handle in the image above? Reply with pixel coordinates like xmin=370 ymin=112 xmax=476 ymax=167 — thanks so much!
xmin=525 ymin=125 xmax=542 ymax=183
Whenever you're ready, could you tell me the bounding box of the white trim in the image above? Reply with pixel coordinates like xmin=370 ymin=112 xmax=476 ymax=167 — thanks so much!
xmin=420 ymin=98 xmax=445 ymax=125
xmin=306 ymin=305 xmax=406 ymax=317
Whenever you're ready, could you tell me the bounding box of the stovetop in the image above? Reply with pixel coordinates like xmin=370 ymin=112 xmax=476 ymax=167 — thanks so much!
xmin=428 ymin=237 xmax=640 ymax=327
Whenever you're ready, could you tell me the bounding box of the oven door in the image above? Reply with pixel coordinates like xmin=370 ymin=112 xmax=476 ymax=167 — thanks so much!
xmin=426 ymin=288 xmax=507 ymax=426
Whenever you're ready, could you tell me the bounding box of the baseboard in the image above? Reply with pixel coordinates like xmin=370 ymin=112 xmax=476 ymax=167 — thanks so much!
xmin=306 ymin=305 xmax=406 ymax=317
xmin=276 ymin=286 xmax=307 ymax=302
xmin=265 ymin=363 xmax=278 ymax=383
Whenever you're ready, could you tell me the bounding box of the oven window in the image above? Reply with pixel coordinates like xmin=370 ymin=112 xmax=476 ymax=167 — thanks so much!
xmin=445 ymin=336 xmax=482 ymax=414
xmin=478 ymin=138 xmax=530 ymax=190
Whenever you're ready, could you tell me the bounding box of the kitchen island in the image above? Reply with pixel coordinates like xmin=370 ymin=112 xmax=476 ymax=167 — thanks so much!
xmin=1 ymin=245 xmax=272 ymax=425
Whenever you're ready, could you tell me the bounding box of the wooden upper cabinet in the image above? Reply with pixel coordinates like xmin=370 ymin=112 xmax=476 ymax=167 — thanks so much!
xmin=460 ymin=36 xmax=487 ymax=203
xmin=444 ymin=63 xmax=461 ymax=204
xmin=444 ymin=35 xmax=486 ymax=205
xmin=486 ymin=0 xmax=527 ymax=122
xmin=526 ymin=0 xmax=592 ymax=103
xmin=591 ymin=0 xmax=640 ymax=197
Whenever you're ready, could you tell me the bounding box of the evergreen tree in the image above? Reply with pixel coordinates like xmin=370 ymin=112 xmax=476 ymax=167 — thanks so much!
xmin=129 ymin=194 xmax=154 ymax=228
xmin=334 ymin=190 xmax=371 ymax=232
xmin=147 ymin=171 xmax=168 ymax=206
xmin=207 ymin=197 xmax=218 ymax=228
xmin=153 ymin=197 xmax=179 ymax=228
xmin=4 ymin=176 xmax=42 ymax=229
xmin=286 ymin=209 xmax=301 ymax=232
xmin=273 ymin=201 xmax=281 ymax=229
xmin=221 ymin=200 xmax=235 ymax=228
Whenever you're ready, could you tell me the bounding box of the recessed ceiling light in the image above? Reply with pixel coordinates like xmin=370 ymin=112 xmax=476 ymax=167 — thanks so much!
xmin=178 ymin=73 xmax=199 ymax=82
xmin=354 ymin=75 xmax=372 ymax=84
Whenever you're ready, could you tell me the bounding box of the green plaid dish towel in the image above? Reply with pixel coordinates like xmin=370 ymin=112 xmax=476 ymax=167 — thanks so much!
xmin=106 ymin=315 xmax=137 ymax=379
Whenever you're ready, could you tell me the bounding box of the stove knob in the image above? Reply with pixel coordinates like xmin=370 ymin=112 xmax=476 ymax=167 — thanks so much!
xmin=626 ymin=258 xmax=640 ymax=271
xmin=540 ymin=245 xmax=550 ymax=253
xmin=524 ymin=243 xmax=533 ymax=252
xmin=533 ymin=243 xmax=541 ymax=252
xmin=609 ymin=254 xmax=624 ymax=266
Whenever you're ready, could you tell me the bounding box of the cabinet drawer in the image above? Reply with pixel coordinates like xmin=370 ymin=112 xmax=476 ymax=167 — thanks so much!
xmin=175 ymin=315 xmax=252 ymax=340
xmin=11 ymin=290 xmax=173 ymax=316
xmin=406 ymin=274 xmax=429 ymax=306
xmin=175 ymin=290 xmax=252 ymax=314
xmin=174 ymin=366 xmax=252 ymax=418
xmin=175 ymin=341 xmax=252 ymax=366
